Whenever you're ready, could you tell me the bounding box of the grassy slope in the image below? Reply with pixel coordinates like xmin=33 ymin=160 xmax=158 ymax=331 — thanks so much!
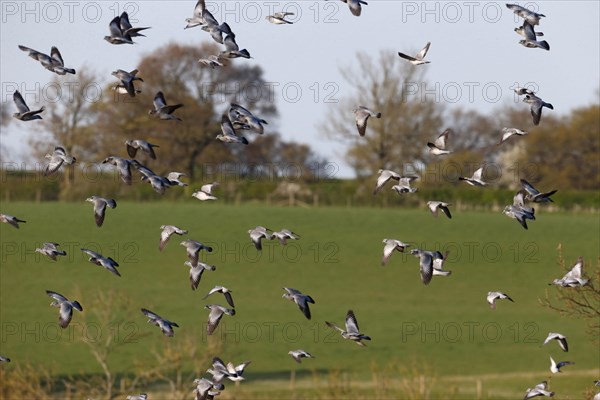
xmin=0 ymin=202 xmax=598 ymax=398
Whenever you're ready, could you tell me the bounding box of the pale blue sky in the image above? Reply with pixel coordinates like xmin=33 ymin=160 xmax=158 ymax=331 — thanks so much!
xmin=1 ymin=1 xmax=599 ymax=177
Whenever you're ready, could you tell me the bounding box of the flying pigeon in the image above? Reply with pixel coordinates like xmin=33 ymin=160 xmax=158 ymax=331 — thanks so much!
xmin=523 ymin=93 xmax=553 ymax=125
xmin=149 ymin=91 xmax=183 ymax=121
xmin=542 ymin=332 xmax=568 ymax=352
xmin=353 ymin=106 xmax=381 ymax=137
xmin=499 ymin=127 xmax=528 ymax=144
xmin=44 ymin=146 xmax=76 ymax=176
xmin=326 ymin=309 xmax=371 ymax=346
xmin=12 ymin=90 xmax=44 ymax=121
xmin=282 ymin=287 xmax=315 ymax=320
xmin=288 ymin=350 xmax=314 ymax=363
xmin=46 ymin=290 xmax=83 ymax=328
xmin=272 ymin=229 xmax=300 ymax=246
xmin=203 ymin=286 xmax=235 ymax=308
xmin=35 ymin=242 xmax=67 ymax=261
xmin=111 ymin=69 xmax=143 ymax=97
xmin=205 ymin=305 xmax=235 ymax=335
xmin=266 ymin=12 xmax=294 ymax=24
xmin=549 ymin=356 xmax=574 ymax=373
xmin=459 ymin=166 xmax=488 ymax=186
xmin=0 ymin=213 xmax=26 ymax=229
xmin=184 ymin=260 xmax=216 ymax=291
xmin=180 ymin=240 xmax=213 ymax=267
xmin=523 ymin=381 xmax=554 ymax=399
xmin=193 ymin=183 xmax=218 ymax=201
xmin=85 ymin=196 xmax=117 ymax=227
xmin=159 ymin=225 xmax=187 ymax=251
xmin=487 ymin=291 xmax=514 ymax=309
xmin=391 ymin=176 xmax=418 ymax=194
xmin=81 ymin=248 xmax=121 ymax=277
xmin=381 ymin=239 xmax=410 ymax=266
xmin=427 ymin=201 xmax=452 ymax=219
xmin=125 ymin=140 xmax=159 ymax=159
xmin=398 ymin=42 xmax=431 ymax=65
xmin=427 ymin=129 xmax=452 ymax=155
xmin=374 ymin=169 xmax=401 ymax=194
xmin=506 ymin=3 xmax=545 ymax=26
xmin=248 ymin=226 xmax=274 ymax=250
xmin=141 ymin=308 xmax=179 ymax=337
xmin=520 ymin=179 xmax=557 ymax=203
xmin=217 ymin=113 xmax=248 ymax=144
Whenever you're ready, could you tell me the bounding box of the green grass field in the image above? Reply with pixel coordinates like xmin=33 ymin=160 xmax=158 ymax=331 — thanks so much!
xmin=1 ymin=202 xmax=599 ymax=399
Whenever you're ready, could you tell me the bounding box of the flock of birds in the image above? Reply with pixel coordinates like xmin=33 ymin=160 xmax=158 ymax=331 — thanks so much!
xmin=1 ymin=1 xmax=598 ymax=399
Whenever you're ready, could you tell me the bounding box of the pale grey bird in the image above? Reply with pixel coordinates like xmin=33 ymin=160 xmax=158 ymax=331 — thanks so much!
xmin=126 ymin=394 xmax=147 ymax=400
xmin=217 ymin=113 xmax=249 ymax=144
xmin=111 ymin=69 xmax=143 ymax=97
xmin=185 ymin=260 xmax=216 ymax=291
xmin=85 ymin=196 xmax=117 ymax=227
xmin=81 ymin=248 xmax=121 ymax=277
xmin=288 ymin=350 xmax=314 ymax=363
xmin=149 ymin=91 xmax=183 ymax=121
xmin=353 ymin=106 xmax=381 ymax=137
xmin=266 ymin=12 xmax=294 ymax=24
xmin=523 ymin=381 xmax=554 ymax=399
xmin=102 ymin=156 xmax=133 ymax=185
xmin=141 ymin=308 xmax=179 ymax=337
xmin=272 ymin=229 xmax=300 ymax=246
xmin=207 ymin=357 xmax=250 ymax=382
xmin=487 ymin=291 xmax=514 ymax=309
xmin=427 ymin=201 xmax=452 ymax=219
xmin=167 ymin=172 xmax=188 ymax=186
xmin=248 ymin=226 xmax=274 ymax=250
xmin=193 ymin=378 xmax=224 ymax=400
xmin=398 ymin=42 xmax=431 ymax=65
xmin=499 ymin=127 xmax=528 ymax=144
xmin=432 ymin=250 xmax=452 ymax=277
xmin=0 ymin=356 xmax=10 ymax=362
xmin=104 ymin=15 xmax=134 ymax=44
xmin=459 ymin=166 xmax=488 ymax=186
xmin=35 ymin=242 xmax=66 ymax=261
xmin=159 ymin=225 xmax=188 ymax=251
xmin=427 ymin=128 xmax=452 ymax=155
xmin=515 ymin=25 xmax=544 ymax=37
xmin=119 ymin=11 xmax=150 ymax=38
xmin=12 ymin=90 xmax=44 ymax=121
xmin=523 ymin=93 xmax=553 ymax=126
xmin=44 ymin=146 xmax=76 ymax=176
xmin=0 ymin=213 xmax=26 ymax=229
xmin=126 ymin=139 xmax=159 ymax=160
xmin=410 ymin=249 xmax=438 ymax=285
xmin=551 ymin=256 xmax=589 ymax=287
xmin=181 ymin=240 xmax=213 ymax=267
xmin=392 ymin=176 xmax=418 ymax=194
xmin=506 ymin=3 xmax=545 ymax=26
xmin=18 ymin=45 xmax=54 ymax=70
xmin=205 ymin=305 xmax=235 ymax=335
xmin=229 ymin=103 xmax=268 ymax=135
xmin=282 ymin=287 xmax=315 ymax=320
xmin=203 ymin=21 xmax=232 ymax=44
xmin=203 ymin=286 xmax=234 ymax=308
xmin=503 ymin=190 xmax=535 ymax=230
xmin=374 ymin=169 xmax=401 ymax=194
xmin=542 ymin=332 xmax=568 ymax=352
xmin=518 ymin=21 xmax=549 ymax=51
xmin=331 ymin=0 xmax=368 ymax=17
xmin=326 ymin=309 xmax=371 ymax=346
xmin=193 ymin=183 xmax=218 ymax=201
xmin=520 ymin=179 xmax=557 ymax=203
xmin=19 ymin=45 xmax=76 ymax=75
xmin=381 ymin=239 xmax=410 ymax=266
xmin=220 ymin=33 xmax=251 ymax=59
xmin=549 ymin=356 xmax=574 ymax=373
xmin=199 ymin=55 xmax=225 ymax=68
xmin=46 ymin=290 xmax=83 ymax=328
xmin=185 ymin=0 xmax=206 ymax=29
xmin=130 ymin=160 xmax=175 ymax=195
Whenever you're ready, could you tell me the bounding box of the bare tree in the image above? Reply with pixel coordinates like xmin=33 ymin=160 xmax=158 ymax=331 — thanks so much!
xmin=322 ymin=50 xmax=444 ymax=177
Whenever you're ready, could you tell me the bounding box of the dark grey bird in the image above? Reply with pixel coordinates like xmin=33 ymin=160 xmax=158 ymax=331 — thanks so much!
xmin=149 ymin=91 xmax=183 ymax=121
xmin=18 ymin=45 xmax=54 ymax=70
xmin=81 ymin=248 xmax=120 ymax=277
xmin=0 ymin=356 xmax=10 ymax=362
xmin=12 ymin=90 xmax=44 ymax=121
xmin=203 ymin=286 xmax=234 ymax=308
xmin=141 ymin=308 xmax=179 ymax=337
xmin=459 ymin=166 xmax=488 ymax=186
xmin=487 ymin=291 xmax=514 ymax=309
xmin=398 ymin=42 xmax=431 ymax=65
xmin=523 ymin=381 xmax=554 ymax=399
xmin=515 ymin=25 xmax=544 ymax=37
xmin=35 ymin=242 xmax=66 ymax=261
xmin=374 ymin=169 xmax=401 ymax=194
xmin=184 ymin=261 xmax=216 ymax=291
xmin=130 ymin=160 xmax=175 ymax=195
xmin=273 ymin=229 xmax=300 ymax=246
xmin=523 ymin=93 xmax=553 ymax=125
xmin=520 ymin=179 xmax=557 ymax=203
xmin=46 ymin=290 xmax=83 ymax=328
xmin=229 ymin=103 xmax=268 ymax=134
xmin=207 ymin=357 xmax=250 ymax=382
xmin=506 ymin=3 xmax=545 ymax=26
xmin=288 ymin=350 xmax=314 ymax=363
xmin=44 ymin=146 xmax=76 ymax=176
xmin=282 ymin=287 xmax=315 ymax=320
xmin=159 ymin=225 xmax=188 ymax=251
xmin=427 ymin=128 xmax=452 ymax=155
xmin=427 ymin=201 xmax=452 ymax=219
xmin=499 ymin=127 xmax=528 ymax=144
xmin=217 ymin=113 xmax=249 ymax=144
xmin=353 ymin=106 xmax=381 ymax=137
xmin=542 ymin=332 xmax=568 ymax=352
xmin=248 ymin=226 xmax=274 ymax=250
xmin=381 ymin=239 xmax=410 ymax=266
xmin=326 ymin=309 xmax=371 ymax=346
xmin=85 ymin=196 xmax=117 ymax=227
xmin=119 ymin=11 xmax=150 ymax=38
xmin=18 ymin=45 xmax=75 ymax=75
xmin=126 ymin=139 xmax=159 ymax=159
xmin=0 ymin=213 xmax=26 ymax=229
xmin=185 ymin=0 xmax=206 ymax=29
xmin=205 ymin=305 xmax=235 ymax=335
xmin=202 ymin=21 xmax=232 ymax=44
xmin=104 ymin=15 xmax=134 ymax=44
xmin=392 ymin=176 xmax=419 ymax=194
xmin=111 ymin=69 xmax=143 ymax=97
xmin=550 ymin=356 xmax=574 ymax=373
xmin=503 ymin=190 xmax=535 ymax=230
xmin=518 ymin=21 xmax=549 ymax=51
xmin=220 ymin=33 xmax=251 ymax=59
xmin=330 ymin=0 xmax=368 ymax=17
xmin=410 ymin=249 xmax=441 ymax=285
xmin=102 ymin=156 xmax=133 ymax=185
xmin=266 ymin=12 xmax=294 ymax=24
xmin=181 ymin=239 xmax=213 ymax=267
